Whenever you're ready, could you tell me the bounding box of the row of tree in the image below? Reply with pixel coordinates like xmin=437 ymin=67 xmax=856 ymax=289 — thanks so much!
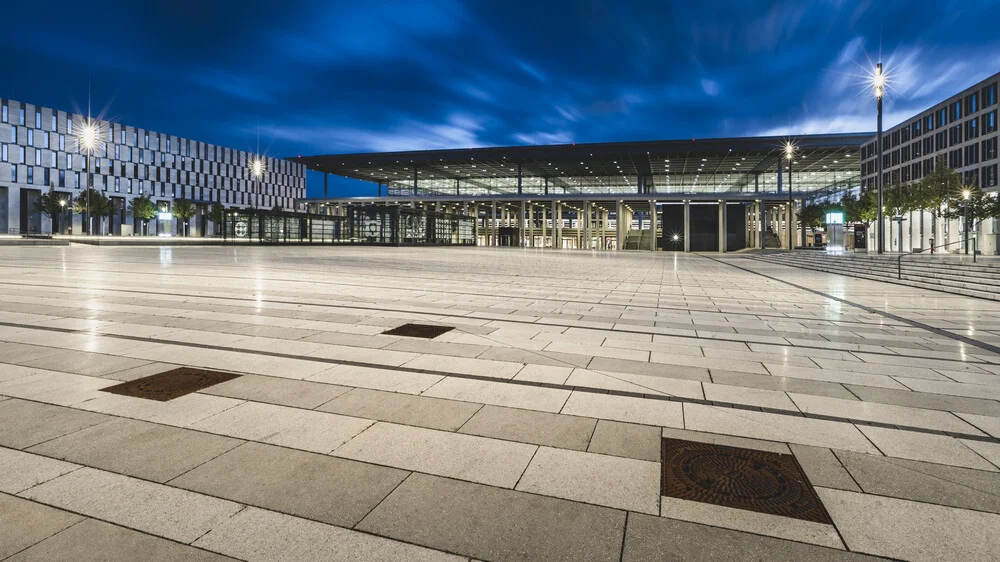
xmin=799 ymin=156 xmax=1000 ymax=238
xmin=33 ymin=185 xmax=229 ymax=236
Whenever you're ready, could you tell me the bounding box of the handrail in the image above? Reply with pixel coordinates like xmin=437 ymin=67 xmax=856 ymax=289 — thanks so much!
xmin=898 ymin=237 xmax=977 ymax=280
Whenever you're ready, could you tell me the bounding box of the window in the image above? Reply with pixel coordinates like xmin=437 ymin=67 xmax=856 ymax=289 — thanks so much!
xmin=27 ymin=166 xmax=33 ymax=184
xmin=43 ymin=132 xmax=49 ymax=149
xmin=10 ymin=164 xmax=15 ymax=182
xmin=953 ymin=101 xmax=962 ymax=121
xmin=19 ymin=107 xmax=25 ymax=126
xmin=34 ymin=149 xmax=40 ymax=166
xmin=166 ymin=138 xmax=171 ymax=152
xmin=59 ymin=170 xmax=65 ymax=187
xmin=144 ymin=132 xmax=149 ymax=149
xmin=74 ymin=172 xmax=80 ymax=188
xmin=938 ymin=108 xmax=947 ymax=127
xmin=19 ymin=146 xmax=24 ymax=163
xmin=115 ymin=177 xmax=120 ymax=192
xmin=51 ymin=114 xmax=56 ymax=131
xmin=1 ymin=101 xmax=6 ymax=123
xmin=139 ymin=149 xmax=143 ymax=164
xmin=115 ymin=145 xmax=120 ymax=159
xmin=0 ymin=144 xmax=5 ymax=161
xmin=968 ymin=93 xmax=979 ymax=115
xmin=35 ymin=110 xmax=40 ymax=128
xmin=50 ymin=152 xmax=55 ymax=167
xmin=966 ymin=145 xmax=979 ymax=165
xmin=121 ymin=128 xmax=125 ymax=145
xmin=67 ymin=154 xmax=72 ymax=169
xmin=967 ymin=118 xmax=979 ymax=140
xmin=43 ymin=168 xmax=49 ymax=185
xmin=27 ymin=129 xmax=33 ymax=146
xmin=133 ymin=130 xmax=137 ymax=146
xmin=186 ymin=139 xmax=190 ymax=157
xmin=985 ymin=164 xmax=998 ymax=187
xmin=984 ymin=137 xmax=998 ymax=161
xmin=986 ymin=110 xmax=998 ymax=134
xmin=67 ymin=118 xmax=72 ymax=135
xmin=59 ymin=134 xmax=64 ymax=151
xmin=986 ymin=83 xmax=998 ymax=107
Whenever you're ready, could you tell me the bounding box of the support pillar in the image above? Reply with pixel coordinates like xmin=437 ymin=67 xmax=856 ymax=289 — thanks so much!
xmin=412 ymin=167 xmax=418 ymax=196
xmin=788 ymin=201 xmax=797 ymax=250
xmin=583 ymin=201 xmax=591 ymax=250
xmin=649 ymin=200 xmax=657 ymax=252
xmin=491 ymin=201 xmax=497 ymax=246
xmin=517 ymin=164 xmax=522 ymax=195
xmin=520 ymin=200 xmax=526 ymax=247
xmin=683 ymin=200 xmax=691 ymax=253
xmin=615 ymin=201 xmax=624 ymax=251
xmin=323 ymin=173 xmax=329 ymax=198
xmin=719 ymin=201 xmax=727 ymax=253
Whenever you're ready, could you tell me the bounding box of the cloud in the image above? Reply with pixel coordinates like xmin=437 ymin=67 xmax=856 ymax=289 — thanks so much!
xmin=512 ymin=131 xmax=574 ymax=145
xmin=700 ymin=79 xmax=720 ymax=97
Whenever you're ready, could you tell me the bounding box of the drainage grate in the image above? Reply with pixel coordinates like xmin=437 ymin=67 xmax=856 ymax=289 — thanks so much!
xmin=100 ymin=367 xmax=241 ymax=402
xmin=382 ymin=323 xmax=454 ymax=339
xmin=661 ymin=438 xmax=832 ymax=524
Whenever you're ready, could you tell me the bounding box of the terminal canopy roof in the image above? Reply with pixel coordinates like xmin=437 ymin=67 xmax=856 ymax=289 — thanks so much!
xmin=291 ymin=133 xmax=872 ymax=199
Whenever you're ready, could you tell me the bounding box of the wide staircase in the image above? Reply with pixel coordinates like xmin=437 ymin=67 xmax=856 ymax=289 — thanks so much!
xmin=751 ymin=251 xmax=1000 ymax=301
xmin=622 ymin=230 xmax=654 ymax=250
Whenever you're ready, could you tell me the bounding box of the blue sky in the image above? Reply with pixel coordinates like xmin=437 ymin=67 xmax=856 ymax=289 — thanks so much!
xmin=2 ymin=0 xmax=998 ymax=197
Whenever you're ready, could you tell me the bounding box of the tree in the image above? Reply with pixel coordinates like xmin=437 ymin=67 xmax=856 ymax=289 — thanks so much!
xmin=207 ymin=202 xmax=226 ymax=235
xmin=33 ymin=184 xmax=68 ymax=235
xmin=797 ymin=201 xmax=826 ymax=241
xmin=271 ymin=204 xmax=283 ymax=213
xmin=942 ymin=186 xmax=994 ymax=252
xmin=128 ymin=196 xmax=157 ymax=236
xmin=172 ymin=198 xmax=196 ymax=236
xmin=72 ymin=188 xmax=111 ymax=235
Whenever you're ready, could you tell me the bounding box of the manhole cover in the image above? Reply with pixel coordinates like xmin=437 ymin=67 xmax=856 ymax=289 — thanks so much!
xmin=382 ymin=323 xmax=454 ymax=339
xmin=100 ymin=367 xmax=241 ymax=402
xmin=661 ymin=438 xmax=831 ymax=524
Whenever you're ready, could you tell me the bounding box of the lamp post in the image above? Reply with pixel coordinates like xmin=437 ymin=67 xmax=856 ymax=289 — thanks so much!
xmin=58 ymin=198 xmax=66 ymax=235
xmin=78 ymin=120 xmax=98 ymax=236
xmin=963 ymin=189 xmax=971 ymax=255
xmin=873 ymin=63 xmax=886 ymax=254
xmin=785 ymin=141 xmax=795 ymax=250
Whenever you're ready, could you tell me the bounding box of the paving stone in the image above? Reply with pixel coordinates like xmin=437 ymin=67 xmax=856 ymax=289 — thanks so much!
xmin=14 ymin=351 xmax=154 ymax=378
xmin=560 ymin=391 xmax=684 ymax=427
xmin=789 ymin=443 xmax=861 ymax=492
xmin=194 ymin=506 xmax=461 ymax=562
xmin=857 ymin=425 xmax=997 ymax=471
xmin=28 ymin=418 xmax=243 ymax=483
xmin=516 ymin=446 xmax=660 ymax=514
xmin=357 ymin=473 xmax=626 ymax=561
xmin=586 ymin=420 xmax=660 ymax=461
xmin=0 ymin=447 xmax=80 ymax=494
xmin=709 ymin=371 xmax=858 ymax=400
xmin=422 ymin=377 xmax=571 ymax=413
xmin=21 ymin=467 xmax=243 ymax=544
xmin=318 ymin=387 xmax=481 ymax=431
xmin=0 ymin=493 xmax=83 ymax=560
xmin=623 ymin=512 xmax=881 ymax=561
xmin=659 ymin=496 xmax=843 ymax=549
xmin=818 ymin=487 xmax=1000 ymax=560
xmin=8 ymin=518 xmax=235 ymax=562
xmin=834 ymin=449 xmax=1000 ymax=513
xmin=661 ymin=426 xmax=790 ymax=454
xmin=459 ymin=405 xmax=596 ymax=450
xmin=190 ymin=401 xmax=374 ymax=454
xmin=200 ymin=374 xmax=351 ymax=409
xmin=334 ymin=422 xmax=536 ymax=488
xmin=171 ymin=442 xmax=408 ymax=527
xmin=0 ymin=399 xmax=110 ymax=449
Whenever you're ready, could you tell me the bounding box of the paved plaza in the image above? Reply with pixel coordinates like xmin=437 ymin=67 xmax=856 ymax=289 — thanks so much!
xmin=2 ymin=245 xmax=1000 ymax=561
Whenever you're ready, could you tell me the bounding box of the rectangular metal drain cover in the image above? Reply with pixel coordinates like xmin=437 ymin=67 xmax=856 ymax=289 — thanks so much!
xmin=382 ymin=323 xmax=454 ymax=339
xmin=100 ymin=367 xmax=241 ymax=402
xmin=661 ymin=438 xmax=832 ymax=524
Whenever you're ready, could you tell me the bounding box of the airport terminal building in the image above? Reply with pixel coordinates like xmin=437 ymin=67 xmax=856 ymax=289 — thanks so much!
xmin=0 ymin=98 xmax=306 ymax=235
xmin=295 ymin=134 xmax=866 ymax=252
xmin=298 ymin=72 xmax=1000 ymax=254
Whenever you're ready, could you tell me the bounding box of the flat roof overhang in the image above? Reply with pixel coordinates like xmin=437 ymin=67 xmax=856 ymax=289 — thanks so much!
xmin=288 ymin=132 xmax=872 ymax=196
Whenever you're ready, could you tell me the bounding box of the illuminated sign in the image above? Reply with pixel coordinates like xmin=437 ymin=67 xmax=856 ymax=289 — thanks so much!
xmin=825 ymin=212 xmax=844 ymax=225
xmin=158 ymin=212 xmax=173 ymax=220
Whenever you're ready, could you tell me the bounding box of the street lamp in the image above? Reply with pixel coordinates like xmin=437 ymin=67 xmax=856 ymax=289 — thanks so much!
xmin=963 ymin=189 xmax=971 ymax=255
xmin=785 ymin=141 xmax=795 ymax=250
xmin=78 ymin=120 xmax=98 ymax=235
xmin=250 ymin=156 xmax=265 ymax=209
xmin=872 ymin=63 xmax=887 ymax=254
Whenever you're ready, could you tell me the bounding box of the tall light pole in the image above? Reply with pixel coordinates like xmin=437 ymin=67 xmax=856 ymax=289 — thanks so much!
xmin=873 ymin=63 xmax=886 ymax=254
xmin=785 ymin=141 xmax=795 ymax=250
xmin=963 ymin=189 xmax=971 ymax=255
xmin=251 ymin=156 xmax=264 ymax=210
xmin=78 ymin=120 xmax=97 ymax=235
